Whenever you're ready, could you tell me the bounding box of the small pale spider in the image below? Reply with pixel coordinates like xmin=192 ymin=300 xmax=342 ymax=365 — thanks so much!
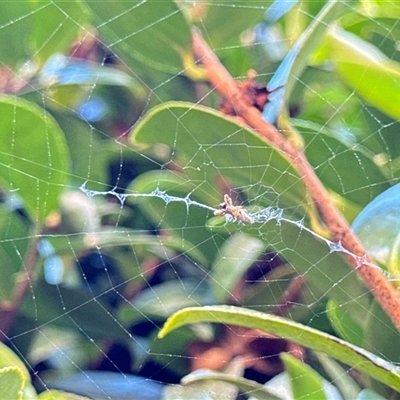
xmin=214 ymin=194 xmax=253 ymax=224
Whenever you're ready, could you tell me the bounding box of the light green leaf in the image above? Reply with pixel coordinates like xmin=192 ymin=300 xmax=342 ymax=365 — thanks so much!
xmin=0 ymin=96 xmax=69 ymax=222
xmin=158 ymin=305 xmax=400 ymax=392
xmin=325 ymin=26 xmax=400 ymax=121
xmin=39 ymin=389 xmax=90 ymax=400
xmin=327 ymin=299 xmax=364 ymax=347
xmin=0 ymin=367 xmax=25 ymax=400
xmin=0 ymin=342 xmax=30 ymax=382
xmin=281 ymin=353 xmax=327 ymax=400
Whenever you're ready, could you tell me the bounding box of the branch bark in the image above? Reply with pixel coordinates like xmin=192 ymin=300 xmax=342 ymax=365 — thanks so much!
xmin=192 ymin=30 xmax=400 ymax=333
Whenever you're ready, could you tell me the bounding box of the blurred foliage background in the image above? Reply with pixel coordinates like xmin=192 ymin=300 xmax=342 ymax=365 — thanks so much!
xmin=1 ymin=1 xmax=400 ymax=399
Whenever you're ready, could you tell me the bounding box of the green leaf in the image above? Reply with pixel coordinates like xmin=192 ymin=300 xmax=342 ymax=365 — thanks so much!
xmin=296 ymin=119 xmax=390 ymax=209
xmin=189 ymin=1 xmax=268 ymax=48
xmin=86 ymin=0 xmax=192 ymax=73
xmin=31 ymin=0 xmax=90 ymax=66
xmin=316 ymin=352 xmax=361 ymax=400
xmin=281 ymin=353 xmax=327 ymax=400
xmin=352 ymin=183 xmax=400 ymax=273
xmin=0 ymin=96 xmax=69 ymax=221
xmin=325 ymin=26 xmax=400 ymax=121
xmin=0 ymin=367 xmax=25 ymax=400
xmin=128 ymin=170 xmax=222 ymax=264
xmin=209 ymin=214 xmax=370 ymax=325
xmin=0 ymin=343 xmax=30 ymax=381
xmin=327 ymin=299 xmax=364 ymax=347
xmin=0 ymin=1 xmax=89 ymax=69
xmin=0 ymin=211 xmax=29 ymax=301
xmin=211 ymin=233 xmax=265 ymax=303
xmin=38 ymin=389 xmax=91 ymax=400
xmin=158 ymin=305 xmax=400 ymax=392
xmin=130 ymin=102 xmax=310 ymax=221
xmin=181 ymin=369 xmax=282 ymax=400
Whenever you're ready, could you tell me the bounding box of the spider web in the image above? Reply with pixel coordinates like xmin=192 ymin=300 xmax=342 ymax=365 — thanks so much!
xmin=1 ymin=1 xmax=400 ymax=399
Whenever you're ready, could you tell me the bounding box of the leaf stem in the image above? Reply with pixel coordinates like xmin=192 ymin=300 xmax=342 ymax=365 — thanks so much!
xmin=192 ymin=30 xmax=400 ymax=333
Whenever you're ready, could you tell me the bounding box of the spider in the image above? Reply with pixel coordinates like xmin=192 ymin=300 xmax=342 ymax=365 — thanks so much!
xmin=214 ymin=194 xmax=253 ymax=224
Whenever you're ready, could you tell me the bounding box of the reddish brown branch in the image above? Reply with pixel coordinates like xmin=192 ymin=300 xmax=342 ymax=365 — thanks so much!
xmin=192 ymin=30 xmax=400 ymax=333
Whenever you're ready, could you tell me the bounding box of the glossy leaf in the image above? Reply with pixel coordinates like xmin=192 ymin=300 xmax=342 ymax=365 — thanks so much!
xmin=38 ymin=55 xmax=144 ymax=91
xmin=130 ymin=102 xmax=311 ymax=222
xmin=0 ymin=97 xmax=69 ymax=221
xmin=325 ymin=26 xmax=400 ymax=121
xmin=158 ymin=305 xmax=400 ymax=392
xmin=352 ymin=183 xmax=400 ymax=273
xmin=86 ymin=0 xmax=192 ymax=73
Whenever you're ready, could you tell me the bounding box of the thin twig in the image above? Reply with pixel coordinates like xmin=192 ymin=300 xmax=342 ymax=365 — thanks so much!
xmin=192 ymin=30 xmax=400 ymax=333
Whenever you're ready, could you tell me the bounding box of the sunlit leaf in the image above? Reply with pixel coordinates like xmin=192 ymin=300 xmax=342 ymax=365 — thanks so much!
xmin=0 ymin=367 xmax=25 ymax=400
xmin=325 ymin=26 xmax=400 ymax=121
